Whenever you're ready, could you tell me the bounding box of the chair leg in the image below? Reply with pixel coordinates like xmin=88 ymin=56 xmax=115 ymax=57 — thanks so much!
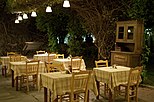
xmin=2 ymin=66 xmax=4 ymax=76
xmin=134 ymin=86 xmax=138 ymax=102
xmin=113 ymin=86 xmax=120 ymax=100
xmin=20 ymin=76 xmax=22 ymax=90
xmin=104 ymin=83 xmax=109 ymax=97
xmin=126 ymin=88 xmax=130 ymax=102
xmin=60 ymin=95 xmax=62 ymax=102
xmin=26 ymin=76 xmax=29 ymax=92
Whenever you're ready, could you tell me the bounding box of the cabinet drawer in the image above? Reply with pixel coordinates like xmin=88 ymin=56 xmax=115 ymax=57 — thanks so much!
xmin=114 ymin=54 xmax=127 ymax=62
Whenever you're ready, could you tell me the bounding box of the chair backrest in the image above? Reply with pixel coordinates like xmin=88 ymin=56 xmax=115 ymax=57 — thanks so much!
xmin=36 ymin=50 xmax=46 ymax=54
xmin=7 ymin=52 xmax=16 ymax=56
xmin=9 ymin=54 xmax=22 ymax=62
xmin=70 ymin=56 xmax=82 ymax=72
xmin=45 ymin=62 xmax=64 ymax=73
xmin=47 ymin=53 xmax=56 ymax=63
xmin=128 ymin=66 xmax=143 ymax=87
xmin=95 ymin=60 xmax=108 ymax=67
xmin=26 ymin=60 xmax=40 ymax=75
xmin=56 ymin=54 xmax=64 ymax=59
xmin=70 ymin=70 xmax=92 ymax=102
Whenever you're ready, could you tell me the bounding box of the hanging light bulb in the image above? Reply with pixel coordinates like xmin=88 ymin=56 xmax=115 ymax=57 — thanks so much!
xmin=46 ymin=6 xmax=52 ymax=12
xmin=31 ymin=11 xmax=37 ymax=17
xmin=63 ymin=0 xmax=70 ymax=8
xmin=15 ymin=19 xmax=19 ymax=23
xmin=18 ymin=15 xmax=23 ymax=21
xmin=23 ymin=13 xmax=28 ymax=19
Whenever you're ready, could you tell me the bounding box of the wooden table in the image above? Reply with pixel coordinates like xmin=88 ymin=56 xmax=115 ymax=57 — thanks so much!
xmin=93 ymin=66 xmax=130 ymax=102
xmin=40 ymin=72 xmax=98 ymax=102
xmin=53 ymin=58 xmax=86 ymax=70
xmin=10 ymin=61 xmax=45 ymax=91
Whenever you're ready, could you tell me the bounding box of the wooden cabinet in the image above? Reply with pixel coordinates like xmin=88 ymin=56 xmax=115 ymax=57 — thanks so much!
xmin=111 ymin=51 xmax=141 ymax=67
xmin=111 ymin=20 xmax=144 ymax=67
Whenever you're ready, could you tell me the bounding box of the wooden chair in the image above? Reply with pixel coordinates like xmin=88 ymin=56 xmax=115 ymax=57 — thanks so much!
xmin=10 ymin=54 xmax=22 ymax=62
xmin=95 ymin=60 xmax=108 ymax=67
xmin=7 ymin=52 xmax=16 ymax=56
xmin=70 ymin=56 xmax=82 ymax=72
xmin=47 ymin=53 xmax=56 ymax=63
xmin=46 ymin=62 xmax=65 ymax=73
xmin=2 ymin=54 xmax=22 ymax=77
xmin=119 ymin=66 xmax=143 ymax=102
xmin=60 ymin=70 xmax=92 ymax=102
xmin=20 ymin=60 xmax=40 ymax=92
xmin=45 ymin=62 xmax=65 ymax=102
xmin=95 ymin=59 xmax=109 ymax=97
xmin=56 ymin=54 xmax=64 ymax=59
xmin=1 ymin=52 xmax=17 ymax=77
xmin=44 ymin=53 xmax=57 ymax=73
xmin=36 ymin=50 xmax=46 ymax=54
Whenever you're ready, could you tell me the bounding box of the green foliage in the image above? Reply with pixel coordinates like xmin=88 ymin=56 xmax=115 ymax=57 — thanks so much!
xmin=48 ymin=32 xmax=58 ymax=52
xmin=36 ymin=5 xmax=69 ymax=53
xmin=141 ymin=33 xmax=151 ymax=82
xmin=67 ymin=36 xmax=83 ymax=56
xmin=67 ymin=13 xmax=87 ymax=56
xmin=144 ymin=0 xmax=154 ymax=28
xmin=127 ymin=0 xmax=147 ymax=19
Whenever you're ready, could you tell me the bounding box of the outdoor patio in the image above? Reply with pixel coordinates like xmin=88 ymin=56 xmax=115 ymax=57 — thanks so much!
xmin=0 ymin=68 xmax=154 ymax=102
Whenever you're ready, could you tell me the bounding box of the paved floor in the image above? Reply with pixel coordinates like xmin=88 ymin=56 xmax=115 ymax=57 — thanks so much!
xmin=1 ymin=70 xmax=154 ymax=102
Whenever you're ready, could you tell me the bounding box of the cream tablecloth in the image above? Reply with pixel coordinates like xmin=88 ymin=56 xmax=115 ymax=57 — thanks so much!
xmin=93 ymin=66 xmax=130 ymax=91
xmin=10 ymin=61 xmax=46 ymax=79
xmin=33 ymin=54 xmax=56 ymax=62
xmin=40 ymin=72 xmax=98 ymax=101
xmin=0 ymin=56 xmax=27 ymax=74
xmin=53 ymin=58 xmax=86 ymax=70
xmin=0 ymin=56 xmax=27 ymax=68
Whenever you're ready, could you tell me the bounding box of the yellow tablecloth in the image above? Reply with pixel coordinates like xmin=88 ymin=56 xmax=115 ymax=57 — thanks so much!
xmin=0 ymin=56 xmax=27 ymax=67
xmin=40 ymin=72 xmax=98 ymax=101
xmin=0 ymin=56 xmax=27 ymax=73
xmin=53 ymin=58 xmax=86 ymax=70
xmin=33 ymin=54 xmax=56 ymax=62
xmin=10 ymin=61 xmax=45 ymax=79
xmin=93 ymin=66 xmax=130 ymax=91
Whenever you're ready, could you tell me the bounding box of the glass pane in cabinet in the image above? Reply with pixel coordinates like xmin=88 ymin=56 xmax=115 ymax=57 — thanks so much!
xmin=118 ymin=27 xmax=124 ymax=39
xmin=127 ymin=26 xmax=134 ymax=39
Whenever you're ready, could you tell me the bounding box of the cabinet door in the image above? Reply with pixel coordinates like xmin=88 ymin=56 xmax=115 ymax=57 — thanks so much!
xmin=126 ymin=24 xmax=135 ymax=43
xmin=116 ymin=24 xmax=135 ymax=43
xmin=116 ymin=25 xmax=126 ymax=42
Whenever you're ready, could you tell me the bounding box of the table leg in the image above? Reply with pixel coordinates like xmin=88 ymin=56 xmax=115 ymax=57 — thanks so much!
xmin=109 ymin=89 xmax=113 ymax=102
xmin=96 ymin=80 xmax=100 ymax=99
xmin=11 ymin=69 xmax=14 ymax=87
xmin=4 ymin=66 xmax=7 ymax=77
xmin=16 ymin=76 xmax=18 ymax=91
xmin=44 ymin=87 xmax=47 ymax=102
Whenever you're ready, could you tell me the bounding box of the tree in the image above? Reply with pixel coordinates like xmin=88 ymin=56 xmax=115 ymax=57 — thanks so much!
xmin=67 ymin=11 xmax=86 ymax=56
xmin=70 ymin=0 xmax=131 ymax=60
xmin=0 ymin=0 xmax=16 ymax=55
xmin=36 ymin=5 xmax=69 ymax=52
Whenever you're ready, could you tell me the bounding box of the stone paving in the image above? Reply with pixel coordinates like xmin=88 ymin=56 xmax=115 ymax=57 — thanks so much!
xmin=1 ymin=71 xmax=154 ymax=102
